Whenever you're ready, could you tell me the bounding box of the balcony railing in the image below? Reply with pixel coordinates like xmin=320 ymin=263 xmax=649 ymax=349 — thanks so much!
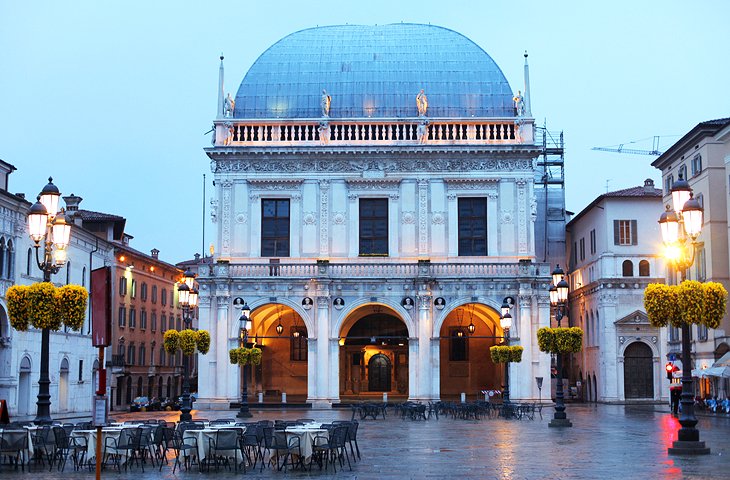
xmin=213 ymin=117 xmax=534 ymax=148
xmin=224 ymin=261 xmax=539 ymax=279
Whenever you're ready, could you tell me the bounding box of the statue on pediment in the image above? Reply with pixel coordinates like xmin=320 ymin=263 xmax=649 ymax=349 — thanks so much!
xmin=416 ymin=89 xmax=428 ymax=117
xmin=321 ymin=89 xmax=331 ymax=117
xmin=224 ymin=93 xmax=235 ymax=117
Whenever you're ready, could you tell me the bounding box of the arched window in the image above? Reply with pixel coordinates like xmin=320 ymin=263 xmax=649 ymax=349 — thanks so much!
xmin=0 ymin=237 xmax=6 ymax=279
xmin=622 ymin=260 xmax=633 ymax=277
xmin=6 ymin=240 xmax=13 ymax=279
xmin=595 ymin=311 xmax=600 ymax=345
xmin=639 ymin=260 xmax=650 ymax=276
xmin=26 ymin=248 xmax=32 ymax=275
xmin=82 ymin=266 xmax=87 ymax=287
xmin=66 ymin=261 xmax=71 ymax=285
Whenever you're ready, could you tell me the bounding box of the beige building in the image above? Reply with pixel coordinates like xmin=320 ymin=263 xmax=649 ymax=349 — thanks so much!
xmin=652 ymin=117 xmax=730 ymax=395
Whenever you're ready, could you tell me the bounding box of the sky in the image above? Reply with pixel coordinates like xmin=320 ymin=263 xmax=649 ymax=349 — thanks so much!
xmin=1 ymin=1 xmax=729 ymax=264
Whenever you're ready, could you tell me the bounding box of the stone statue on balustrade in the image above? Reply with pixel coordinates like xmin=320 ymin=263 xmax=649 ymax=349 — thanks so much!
xmin=417 ymin=120 xmax=428 ymax=144
xmin=224 ymin=93 xmax=235 ymax=117
xmin=416 ymin=89 xmax=428 ymax=117
xmin=318 ymin=121 xmax=330 ymax=144
xmin=223 ymin=122 xmax=234 ymax=146
xmin=513 ymin=90 xmax=525 ymax=117
xmin=321 ymin=89 xmax=331 ymax=117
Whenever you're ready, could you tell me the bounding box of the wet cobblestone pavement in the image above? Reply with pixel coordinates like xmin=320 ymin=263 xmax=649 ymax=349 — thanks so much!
xmin=2 ymin=403 xmax=729 ymax=479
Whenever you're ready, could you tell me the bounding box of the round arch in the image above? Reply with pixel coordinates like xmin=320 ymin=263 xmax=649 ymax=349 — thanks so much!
xmin=330 ymin=298 xmax=416 ymax=339
xmin=239 ymin=298 xmax=314 ymax=338
xmin=618 ymin=338 xmax=660 ymax=358
xmin=432 ymin=297 xmax=505 ymax=337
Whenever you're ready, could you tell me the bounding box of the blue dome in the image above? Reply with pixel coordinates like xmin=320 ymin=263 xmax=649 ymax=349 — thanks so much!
xmin=234 ymin=24 xmax=516 ymax=119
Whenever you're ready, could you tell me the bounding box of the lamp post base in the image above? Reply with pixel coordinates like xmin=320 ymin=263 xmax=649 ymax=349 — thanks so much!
xmin=236 ymin=409 xmax=252 ymax=419
xmin=548 ymin=418 xmax=573 ymax=428
xmin=668 ymin=440 xmax=711 ymax=455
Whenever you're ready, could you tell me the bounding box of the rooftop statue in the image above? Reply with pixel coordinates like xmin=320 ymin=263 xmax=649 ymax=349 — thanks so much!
xmin=513 ymin=90 xmax=525 ymax=117
xmin=416 ymin=89 xmax=428 ymax=117
xmin=321 ymin=89 xmax=331 ymax=117
xmin=224 ymin=93 xmax=235 ymax=118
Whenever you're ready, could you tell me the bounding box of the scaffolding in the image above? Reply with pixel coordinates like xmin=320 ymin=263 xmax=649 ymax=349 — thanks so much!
xmin=534 ymin=124 xmax=566 ymax=267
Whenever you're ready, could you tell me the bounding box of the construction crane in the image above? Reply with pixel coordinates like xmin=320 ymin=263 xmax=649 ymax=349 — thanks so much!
xmin=592 ymin=136 xmax=664 ymax=156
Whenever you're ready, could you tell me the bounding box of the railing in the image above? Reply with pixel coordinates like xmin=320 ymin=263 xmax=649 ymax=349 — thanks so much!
xmin=110 ymin=354 xmax=125 ymax=368
xmin=227 ymin=261 xmax=528 ymax=279
xmin=214 ymin=117 xmax=534 ymax=147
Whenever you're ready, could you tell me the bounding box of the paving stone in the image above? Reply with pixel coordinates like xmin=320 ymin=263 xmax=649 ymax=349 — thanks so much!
xmin=2 ymin=404 xmax=729 ymax=479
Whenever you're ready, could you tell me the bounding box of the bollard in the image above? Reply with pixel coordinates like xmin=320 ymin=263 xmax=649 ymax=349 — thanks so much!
xmin=461 ymin=392 xmax=466 ymax=403
xmin=282 ymin=392 xmax=287 ymax=403
xmin=383 ymin=392 xmax=388 ymax=403
xmin=258 ymin=392 xmax=263 ymax=403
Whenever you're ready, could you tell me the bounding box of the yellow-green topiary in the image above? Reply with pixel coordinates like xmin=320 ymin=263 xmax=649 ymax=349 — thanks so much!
xmin=179 ymin=329 xmax=197 ymax=355
xmin=196 ymin=330 xmax=211 ymax=354
xmin=704 ymin=282 xmax=728 ymax=329
xmin=57 ymin=285 xmax=88 ymax=331
xmin=678 ymin=280 xmax=705 ymax=325
xmin=28 ymin=282 xmax=61 ymax=330
xmin=537 ymin=327 xmax=582 ymax=354
xmin=644 ymin=283 xmax=680 ymax=328
xmin=6 ymin=285 xmax=30 ymax=331
xmin=164 ymin=330 xmax=180 ymax=354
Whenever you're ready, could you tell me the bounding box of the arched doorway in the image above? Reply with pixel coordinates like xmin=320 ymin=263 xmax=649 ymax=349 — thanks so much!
xmin=368 ymin=354 xmax=391 ymax=391
xmin=339 ymin=305 xmax=409 ymax=400
xmin=250 ymin=303 xmax=309 ymax=402
xmin=18 ymin=356 xmax=32 ymax=416
xmin=59 ymin=358 xmax=69 ymax=412
xmin=624 ymin=342 xmax=654 ymax=399
xmin=586 ymin=375 xmax=592 ymax=402
xmin=126 ymin=377 xmax=132 ymax=404
xmin=439 ymin=304 xmax=501 ymax=401
xmin=166 ymin=376 xmax=172 ymax=398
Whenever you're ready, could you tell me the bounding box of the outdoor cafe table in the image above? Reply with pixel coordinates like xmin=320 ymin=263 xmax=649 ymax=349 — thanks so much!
xmin=70 ymin=426 xmax=125 ymax=463
xmin=0 ymin=428 xmax=34 ymax=462
xmin=183 ymin=425 xmax=245 ymax=464
xmin=278 ymin=424 xmax=328 ymax=462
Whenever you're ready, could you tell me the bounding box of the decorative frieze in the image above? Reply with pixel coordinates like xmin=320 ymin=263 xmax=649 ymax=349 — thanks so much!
xmin=319 ymin=180 xmax=330 ymax=256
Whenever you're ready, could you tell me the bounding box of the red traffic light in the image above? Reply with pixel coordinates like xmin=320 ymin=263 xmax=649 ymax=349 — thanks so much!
xmin=666 ymin=362 xmax=674 ymax=372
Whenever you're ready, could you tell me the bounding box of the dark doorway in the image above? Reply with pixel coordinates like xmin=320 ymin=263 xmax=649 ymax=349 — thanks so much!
xmin=368 ymin=354 xmax=391 ymax=392
xmin=624 ymin=342 xmax=653 ymax=399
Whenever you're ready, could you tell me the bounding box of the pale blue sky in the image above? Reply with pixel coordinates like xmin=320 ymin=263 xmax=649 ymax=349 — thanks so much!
xmin=1 ymin=1 xmax=728 ymax=263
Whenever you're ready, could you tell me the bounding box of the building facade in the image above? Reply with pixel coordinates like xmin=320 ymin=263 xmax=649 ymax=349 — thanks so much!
xmin=652 ymin=117 xmax=730 ymax=397
xmin=0 ymin=173 xmax=115 ymax=420
xmin=197 ymin=24 xmax=565 ymax=409
xmin=566 ymin=179 xmax=668 ymax=403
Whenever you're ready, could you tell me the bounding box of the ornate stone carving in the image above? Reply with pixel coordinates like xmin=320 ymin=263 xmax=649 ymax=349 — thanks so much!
xmin=388 ymin=193 xmax=400 ymax=200
xmin=235 ymin=213 xmax=247 ymax=224
xmin=444 ymin=179 xmax=499 ymax=190
xmin=249 ymin=193 xmax=260 ymax=201
xmin=303 ymin=212 xmax=316 ymax=225
xmin=291 ymin=193 xmax=302 ymax=202
xmin=332 ymin=212 xmax=346 ymax=225
xmin=402 ymin=212 xmax=416 ymax=225
xmin=319 ymin=180 xmax=330 ymax=256
xmin=517 ymin=180 xmax=527 ymax=253
xmin=346 ymin=179 xmax=400 ymax=190
xmin=211 ymin=158 xmax=533 ymax=174
xmin=210 ymin=198 xmax=218 ymax=223
xmin=418 ymin=179 xmax=429 ymax=255
xmin=431 ymin=212 xmax=445 ymax=225
xmin=221 ymin=182 xmax=232 ymax=254
xmin=501 ymin=211 xmax=513 ymax=224
xmin=247 ymin=180 xmax=303 ymax=191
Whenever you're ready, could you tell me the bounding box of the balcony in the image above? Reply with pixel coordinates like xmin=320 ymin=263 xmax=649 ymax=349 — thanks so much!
xmin=212 ymin=117 xmax=535 ymax=148
xmin=223 ymin=260 xmax=547 ymax=280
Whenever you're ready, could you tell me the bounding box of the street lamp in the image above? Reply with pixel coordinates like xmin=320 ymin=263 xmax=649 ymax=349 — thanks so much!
xmin=659 ymin=173 xmax=708 ymax=455
xmin=177 ymin=272 xmax=199 ymax=423
xmin=500 ymin=298 xmax=513 ymax=405
xmin=237 ymin=303 xmax=252 ymax=418
xmin=549 ymin=265 xmax=572 ymax=428
xmin=28 ymin=177 xmax=71 ymax=424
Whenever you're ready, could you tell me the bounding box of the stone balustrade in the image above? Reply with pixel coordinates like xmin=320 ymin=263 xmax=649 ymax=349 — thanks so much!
xmin=225 ymin=261 xmax=533 ymax=279
xmin=214 ymin=117 xmax=534 ymax=147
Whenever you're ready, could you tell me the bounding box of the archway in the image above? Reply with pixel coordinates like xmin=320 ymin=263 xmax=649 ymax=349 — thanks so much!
xmin=339 ymin=305 xmax=409 ymax=400
xmin=250 ymin=303 xmax=309 ymax=402
xmin=624 ymin=342 xmax=653 ymax=399
xmin=439 ymin=303 xmax=502 ymax=401
xmin=18 ymin=356 xmax=32 ymax=416
xmin=59 ymin=358 xmax=69 ymax=412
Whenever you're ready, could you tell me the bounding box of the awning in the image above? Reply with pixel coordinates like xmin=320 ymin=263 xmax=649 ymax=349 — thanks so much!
xmin=703 ymin=366 xmax=730 ymax=378
xmin=713 ymin=351 xmax=730 ymax=368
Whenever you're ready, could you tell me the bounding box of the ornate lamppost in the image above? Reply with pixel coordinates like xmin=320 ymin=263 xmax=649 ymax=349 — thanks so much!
xmin=548 ymin=265 xmax=571 ymax=428
xmin=237 ymin=303 xmax=252 ymax=418
xmin=500 ymin=299 xmax=513 ymax=404
xmin=177 ymin=269 xmax=199 ymax=422
xmin=658 ymin=173 xmax=708 ymax=455
xmin=27 ymin=177 xmax=72 ymax=424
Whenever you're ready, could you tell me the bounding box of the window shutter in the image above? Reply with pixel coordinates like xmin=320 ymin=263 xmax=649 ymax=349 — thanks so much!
xmin=613 ymin=220 xmax=619 ymax=245
xmin=631 ymin=220 xmax=638 ymax=245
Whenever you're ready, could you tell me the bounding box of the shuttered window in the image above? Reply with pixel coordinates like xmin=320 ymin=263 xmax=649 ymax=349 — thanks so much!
xmin=261 ymin=199 xmax=291 ymax=257
xmin=359 ymin=198 xmax=389 ymax=256
xmin=458 ymin=198 xmax=487 ymax=256
xmin=613 ymin=220 xmax=637 ymax=245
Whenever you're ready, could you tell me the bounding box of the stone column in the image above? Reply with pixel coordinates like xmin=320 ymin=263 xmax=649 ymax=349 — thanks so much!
xmin=417 ymin=294 xmax=432 ymax=400
xmin=446 ymin=193 xmax=458 ymax=257
xmin=319 ymin=180 xmax=330 ymax=257
xmin=306 ymin=337 xmax=317 ymax=403
xmin=215 ymin=295 xmax=230 ymax=402
xmin=220 ymin=179 xmax=233 ymax=257
xmin=417 ymin=179 xmax=429 ymax=257
xmin=197 ymin=295 xmax=214 ymax=405
xmin=314 ymin=296 xmax=330 ymax=406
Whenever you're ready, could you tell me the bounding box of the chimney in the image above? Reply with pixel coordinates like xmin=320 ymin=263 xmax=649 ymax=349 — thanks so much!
xmin=151 ymin=248 xmax=159 ymax=260
xmin=63 ymin=194 xmax=83 ymax=211
xmin=643 ymin=178 xmax=655 ymax=193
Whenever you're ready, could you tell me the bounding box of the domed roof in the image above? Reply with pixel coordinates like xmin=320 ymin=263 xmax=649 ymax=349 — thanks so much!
xmin=234 ymin=24 xmax=515 ymax=119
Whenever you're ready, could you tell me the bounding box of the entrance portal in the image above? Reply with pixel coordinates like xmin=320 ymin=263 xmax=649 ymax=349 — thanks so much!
xmin=368 ymin=354 xmax=391 ymax=391
xmin=340 ymin=307 xmax=408 ymax=399
xmin=624 ymin=342 xmax=654 ymax=399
